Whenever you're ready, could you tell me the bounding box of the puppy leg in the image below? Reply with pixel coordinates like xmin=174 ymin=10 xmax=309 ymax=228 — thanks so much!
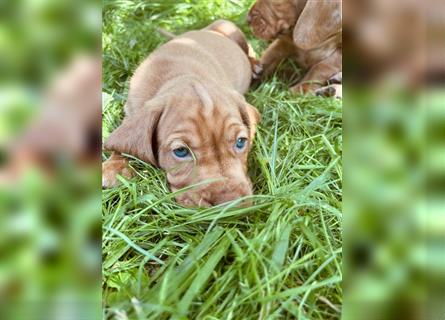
xmin=205 ymin=20 xmax=249 ymax=52
xmin=205 ymin=20 xmax=261 ymax=78
xmin=290 ymin=49 xmax=341 ymax=94
xmin=247 ymin=44 xmax=263 ymax=80
xmin=102 ymin=152 xmax=133 ymax=188
xmin=259 ymin=38 xmax=295 ymax=78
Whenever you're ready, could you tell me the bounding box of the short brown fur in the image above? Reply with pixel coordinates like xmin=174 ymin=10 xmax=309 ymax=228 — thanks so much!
xmin=102 ymin=20 xmax=260 ymax=207
xmin=248 ymin=0 xmax=342 ymax=94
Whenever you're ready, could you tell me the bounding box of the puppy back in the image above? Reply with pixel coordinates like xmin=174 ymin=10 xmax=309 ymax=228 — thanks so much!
xmin=125 ymin=29 xmax=252 ymax=115
xmin=174 ymin=30 xmax=252 ymax=93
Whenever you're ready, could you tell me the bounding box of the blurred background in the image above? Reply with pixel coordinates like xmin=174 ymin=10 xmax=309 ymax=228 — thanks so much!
xmin=0 ymin=0 xmax=101 ymax=319
xmin=343 ymin=0 xmax=445 ymax=319
xmin=0 ymin=0 xmax=444 ymax=319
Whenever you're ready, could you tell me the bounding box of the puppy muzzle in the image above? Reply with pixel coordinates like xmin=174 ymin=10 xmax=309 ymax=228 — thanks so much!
xmin=175 ymin=179 xmax=253 ymax=207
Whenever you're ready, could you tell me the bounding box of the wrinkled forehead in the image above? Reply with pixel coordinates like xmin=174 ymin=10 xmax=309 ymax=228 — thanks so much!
xmin=252 ymin=0 xmax=304 ymax=20
xmin=251 ymin=0 xmax=275 ymax=16
xmin=252 ymin=0 xmax=284 ymax=14
xmin=158 ymin=93 xmax=247 ymax=148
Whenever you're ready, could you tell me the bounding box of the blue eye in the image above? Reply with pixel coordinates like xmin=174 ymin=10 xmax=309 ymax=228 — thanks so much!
xmin=235 ymin=138 xmax=247 ymax=150
xmin=173 ymin=147 xmax=190 ymax=158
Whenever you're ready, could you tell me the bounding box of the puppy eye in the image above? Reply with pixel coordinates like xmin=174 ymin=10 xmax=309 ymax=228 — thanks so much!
xmin=235 ymin=138 xmax=247 ymax=151
xmin=173 ymin=147 xmax=190 ymax=158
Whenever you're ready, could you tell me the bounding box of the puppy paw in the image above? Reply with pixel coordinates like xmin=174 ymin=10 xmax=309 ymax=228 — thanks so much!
xmin=290 ymin=82 xmax=321 ymax=95
xmin=328 ymin=72 xmax=342 ymax=84
xmin=315 ymin=85 xmax=335 ymax=97
xmin=102 ymin=159 xmax=133 ymax=188
xmin=315 ymin=84 xmax=342 ymax=99
xmin=250 ymin=58 xmax=263 ymax=80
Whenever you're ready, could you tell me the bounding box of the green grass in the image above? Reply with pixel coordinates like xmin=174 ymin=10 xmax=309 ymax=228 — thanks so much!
xmin=102 ymin=1 xmax=342 ymax=319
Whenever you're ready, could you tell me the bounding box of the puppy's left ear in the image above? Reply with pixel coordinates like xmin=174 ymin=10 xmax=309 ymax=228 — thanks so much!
xmin=293 ymin=0 xmax=341 ymax=50
xmin=239 ymin=102 xmax=261 ymax=141
xmin=104 ymin=102 xmax=164 ymax=166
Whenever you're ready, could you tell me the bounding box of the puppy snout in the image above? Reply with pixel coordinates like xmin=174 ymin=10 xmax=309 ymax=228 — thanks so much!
xmin=205 ymin=181 xmax=252 ymax=206
xmin=175 ymin=180 xmax=252 ymax=207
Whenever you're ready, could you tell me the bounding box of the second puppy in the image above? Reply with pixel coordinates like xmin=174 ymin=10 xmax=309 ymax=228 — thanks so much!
xmin=248 ymin=0 xmax=342 ymax=96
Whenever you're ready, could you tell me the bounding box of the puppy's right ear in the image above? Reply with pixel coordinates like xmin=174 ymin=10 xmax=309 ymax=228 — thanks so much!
xmin=104 ymin=104 xmax=164 ymax=166
xmin=293 ymin=0 xmax=341 ymax=50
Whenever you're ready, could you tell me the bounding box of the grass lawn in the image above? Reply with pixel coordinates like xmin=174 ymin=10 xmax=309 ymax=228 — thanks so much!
xmin=102 ymin=1 xmax=342 ymax=319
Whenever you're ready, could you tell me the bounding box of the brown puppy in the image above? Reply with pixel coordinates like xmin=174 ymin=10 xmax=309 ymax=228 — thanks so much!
xmin=247 ymin=0 xmax=342 ymax=95
xmin=102 ymin=20 xmax=260 ymax=207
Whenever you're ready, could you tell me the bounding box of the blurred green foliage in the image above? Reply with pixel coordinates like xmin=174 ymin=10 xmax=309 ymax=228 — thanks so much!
xmin=0 ymin=0 xmax=99 ymax=86
xmin=343 ymin=88 xmax=445 ymax=320
xmin=0 ymin=0 xmax=101 ymax=319
xmin=0 ymin=165 xmax=101 ymax=319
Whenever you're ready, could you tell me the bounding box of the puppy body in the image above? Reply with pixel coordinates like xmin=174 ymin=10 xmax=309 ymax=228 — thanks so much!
xmin=248 ymin=0 xmax=342 ymax=94
xmin=103 ymin=21 xmax=260 ymax=207
xmin=126 ymin=30 xmax=252 ymax=113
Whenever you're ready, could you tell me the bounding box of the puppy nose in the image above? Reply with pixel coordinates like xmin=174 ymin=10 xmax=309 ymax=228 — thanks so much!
xmin=207 ymin=185 xmax=252 ymax=206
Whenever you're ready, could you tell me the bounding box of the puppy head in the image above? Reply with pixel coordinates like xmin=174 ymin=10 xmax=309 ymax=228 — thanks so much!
xmin=105 ymin=82 xmax=260 ymax=207
xmin=247 ymin=0 xmax=304 ymax=40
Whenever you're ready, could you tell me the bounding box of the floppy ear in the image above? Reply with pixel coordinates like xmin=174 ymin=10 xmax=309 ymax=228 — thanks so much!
xmin=293 ymin=0 xmax=341 ymax=50
xmin=239 ymin=102 xmax=261 ymax=141
xmin=104 ymin=103 xmax=164 ymax=166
